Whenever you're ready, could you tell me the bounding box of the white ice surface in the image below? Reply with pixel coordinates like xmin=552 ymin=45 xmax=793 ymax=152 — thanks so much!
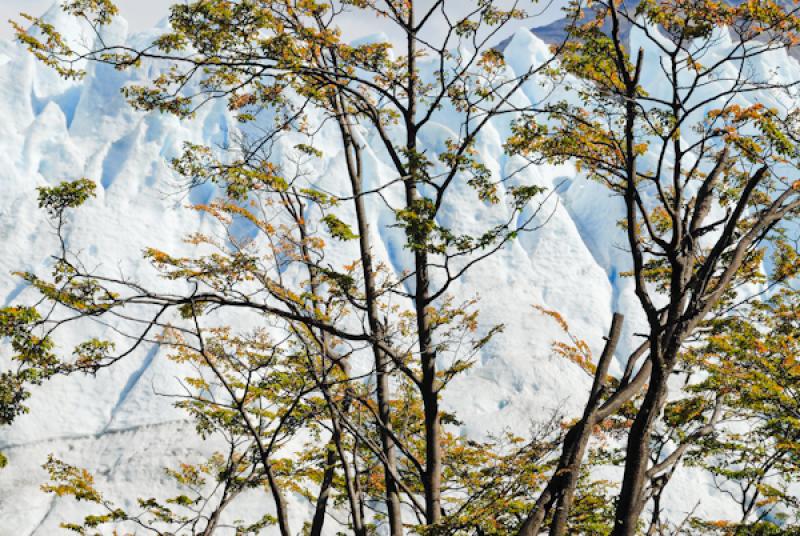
xmin=1 ymin=7 xmax=794 ymax=535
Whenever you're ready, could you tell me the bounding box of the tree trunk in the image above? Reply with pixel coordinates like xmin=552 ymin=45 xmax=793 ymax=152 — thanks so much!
xmin=611 ymin=364 xmax=669 ymax=536
xmin=356 ymin=183 xmax=405 ymax=535
xmin=335 ymin=107 xmax=405 ymax=534
xmin=334 ymin=414 xmax=368 ymax=536
xmin=376 ymin=343 xmax=405 ymax=535
xmin=421 ymin=358 xmax=442 ymax=524
xmin=550 ymin=313 xmax=624 ymax=535
xmin=404 ymin=1 xmax=442 ymax=525
xmin=309 ymin=443 xmax=337 ymax=536
xmin=266 ymin=465 xmax=292 ymax=536
xmin=410 ymin=148 xmax=443 ymax=526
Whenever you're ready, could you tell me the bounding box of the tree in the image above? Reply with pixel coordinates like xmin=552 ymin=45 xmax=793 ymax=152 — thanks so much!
xmin=4 ymin=0 xmax=567 ymax=534
xmin=4 ymin=0 xmax=800 ymax=534
xmin=679 ymin=283 xmax=800 ymax=533
xmin=509 ymin=1 xmax=800 ymax=534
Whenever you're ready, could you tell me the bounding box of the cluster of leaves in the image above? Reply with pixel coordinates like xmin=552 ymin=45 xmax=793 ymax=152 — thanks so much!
xmin=667 ymin=286 xmax=800 ymax=531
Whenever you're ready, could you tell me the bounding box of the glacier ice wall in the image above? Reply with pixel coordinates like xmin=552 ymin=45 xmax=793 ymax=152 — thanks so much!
xmin=2 ymin=6 xmax=793 ymax=534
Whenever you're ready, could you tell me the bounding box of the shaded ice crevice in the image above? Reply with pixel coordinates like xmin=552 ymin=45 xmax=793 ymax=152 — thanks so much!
xmin=101 ymin=345 xmax=161 ymax=434
xmin=0 ymin=419 xmax=191 ymax=451
xmin=28 ymin=495 xmax=57 ymax=536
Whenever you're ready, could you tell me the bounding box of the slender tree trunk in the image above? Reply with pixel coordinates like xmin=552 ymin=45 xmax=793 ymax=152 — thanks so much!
xmin=409 ymin=193 xmax=442 ymax=525
xmin=335 ymin=105 xmax=405 ymax=534
xmin=410 ymin=105 xmax=443 ymax=529
xmin=518 ymin=326 xmax=646 ymax=536
xmin=265 ymin=465 xmax=292 ymax=536
xmin=311 ymin=351 xmax=367 ymax=536
xmin=609 ymin=14 xmax=655 ymax=531
xmin=306 ymin=335 xmax=366 ymax=536
xmin=355 ymin=171 xmax=405 ymax=536
xmin=550 ymin=314 xmax=624 ymax=535
xmin=310 ymin=443 xmax=337 ymax=536
xmin=334 ymin=411 xmax=368 ymax=536
xmin=308 ymin=380 xmax=368 ymax=536
xmin=295 ymin=191 xmax=370 ymax=536
xmin=420 ymin=352 xmax=442 ymax=524
xmin=403 ymin=2 xmax=442 ymax=524
xmin=310 ymin=371 xmax=355 ymax=536
xmin=612 ymin=363 xmax=669 ymax=536
xmin=201 ymin=489 xmax=237 ymax=536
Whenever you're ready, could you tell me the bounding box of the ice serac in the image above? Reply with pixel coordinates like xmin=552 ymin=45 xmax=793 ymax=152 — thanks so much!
xmin=0 ymin=8 xmax=782 ymax=534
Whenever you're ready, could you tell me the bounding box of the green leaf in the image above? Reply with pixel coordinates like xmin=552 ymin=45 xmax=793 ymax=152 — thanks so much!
xmin=322 ymin=214 xmax=358 ymax=241
xmin=37 ymin=179 xmax=96 ymax=218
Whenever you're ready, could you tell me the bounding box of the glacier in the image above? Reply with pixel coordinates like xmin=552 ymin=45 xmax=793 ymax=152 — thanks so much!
xmin=0 ymin=3 xmax=794 ymax=534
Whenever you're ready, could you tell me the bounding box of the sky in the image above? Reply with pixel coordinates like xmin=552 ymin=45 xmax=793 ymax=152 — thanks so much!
xmin=0 ymin=1 xmax=567 ymax=45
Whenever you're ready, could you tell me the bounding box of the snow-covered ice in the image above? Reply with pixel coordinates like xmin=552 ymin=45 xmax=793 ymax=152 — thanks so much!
xmin=1 ymin=4 xmax=795 ymax=534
